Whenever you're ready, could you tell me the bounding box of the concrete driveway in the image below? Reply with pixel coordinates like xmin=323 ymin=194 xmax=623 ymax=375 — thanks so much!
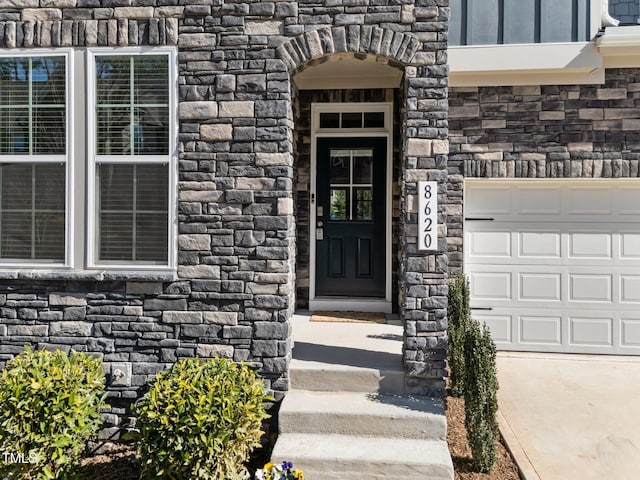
xmin=496 ymin=353 xmax=640 ymax=480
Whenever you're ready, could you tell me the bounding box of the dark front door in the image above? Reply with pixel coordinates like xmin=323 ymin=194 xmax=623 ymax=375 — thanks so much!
xmin=315 ymin=137 xmax=386 ymax=297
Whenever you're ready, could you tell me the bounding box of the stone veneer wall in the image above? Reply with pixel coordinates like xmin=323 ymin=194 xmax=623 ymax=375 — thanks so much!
xmin=448 ymin=69 xmax=640 ymax=272
xmin=0 ymin=0 xmax=450 ymax=433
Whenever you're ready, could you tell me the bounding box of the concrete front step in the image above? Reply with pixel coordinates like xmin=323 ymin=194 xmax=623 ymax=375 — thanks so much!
xmin=290 ymin=358 xmax=405 ymax=394
xmin=271 ymin=433 xmax=454 ymax=480
xmin=279 ymin=389 xmax=447 ymax=440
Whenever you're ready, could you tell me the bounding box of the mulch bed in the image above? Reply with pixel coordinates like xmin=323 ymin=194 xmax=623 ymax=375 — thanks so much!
xmin=77 ymin=442 xmax=271 ymax=480
xmin=447 ymin=396 xmax=522 ymax=480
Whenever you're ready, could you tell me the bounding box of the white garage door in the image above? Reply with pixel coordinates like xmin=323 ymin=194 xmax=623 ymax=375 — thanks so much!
xmin=465 ymin=179 xmax=640 ymax=355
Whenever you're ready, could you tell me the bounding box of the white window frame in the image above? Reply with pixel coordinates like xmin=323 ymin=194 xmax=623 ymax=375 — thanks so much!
xmin=86 ymin=47 xmax=178 ymax=271
xmin=0 ymin=46 xmax=177 ymax=276
xmin=0 ymin=48 xmax=73 ymax=269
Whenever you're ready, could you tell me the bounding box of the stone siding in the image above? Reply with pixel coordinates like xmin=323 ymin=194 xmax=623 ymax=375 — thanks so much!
xmin=448 ymin=69 xmax=640 ymax=271
xmin=0 ymin=0 xmax=450 ymax=431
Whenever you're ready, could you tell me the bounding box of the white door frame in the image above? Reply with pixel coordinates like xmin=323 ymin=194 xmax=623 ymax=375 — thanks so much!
xmin=308 ymin=102 xmax=393 ymax=313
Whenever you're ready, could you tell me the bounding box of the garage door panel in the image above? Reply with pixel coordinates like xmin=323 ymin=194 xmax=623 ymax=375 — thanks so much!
xmin=470 ymin=272 xmax=511 ymax=300
xmin=472 ymin=314 xmax=512 ymax=343
xmin=519 ymin=231 xmax=561 ymax=258
xmin=517 ymin=187 xmax=561 ymax=215
xmin=465 ymin=186 xmax=512 ymax=216
xmin=621 ymin=319 xmax=640 ymax=347
xmin=569 ymin=317 xmax=613 ymax=347
xmin=466 ymin=179 xmax=640 ymax=355
xmin=567 ymin=186 xmax=612 ymax=215
xmin=621 ymin=276 xmax=640 ymax=303
xmin=569 ymin=274 xmax=612 ymax=303
xmin=569 ymin=232 xmax=612 ymax=259
xmin=467 ymin=231 xmax=511 ymax=257
xmin=520 ymin=315 xmax=562 ymax=344
xmin=620 ymin=233 xmax=640 ymax=258
xmin=616 ymin=188 xmax=640 ymax=215
xmin=519 ymin=273 xmax=561 ymax=301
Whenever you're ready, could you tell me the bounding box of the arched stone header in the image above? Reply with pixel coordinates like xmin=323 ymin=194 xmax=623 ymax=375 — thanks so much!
xmin=276 ymin=25 xmax=421 ymax=72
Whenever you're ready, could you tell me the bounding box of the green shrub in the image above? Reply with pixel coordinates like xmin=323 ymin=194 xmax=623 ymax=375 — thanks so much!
xmin=448 ymin=273 xmax=471 ymax=397
xmin=463 ymin=320 xmax=499 ymax=473
xmin=136 ymin=357 xmax=271 ymax=480
xmin=0 ymin=347 xmax=107 ymax=480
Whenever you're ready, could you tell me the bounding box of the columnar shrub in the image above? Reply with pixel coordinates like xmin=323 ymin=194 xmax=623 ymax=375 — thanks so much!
xmin=464 ymin=320 xmax=499 ymax=473
xmin=448 ymin=273 xmax=471 ymax=397
xmin=0 ymin=347 xmax=107 ymax=480
xmin=136 ymin=357 xmax=271 ymax=480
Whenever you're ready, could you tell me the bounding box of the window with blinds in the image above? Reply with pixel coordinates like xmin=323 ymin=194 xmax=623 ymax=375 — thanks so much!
xmin=0 ymin=55 xmax=67 ymax=262
xmin=93 ymin=54 xmax=170 ymax=264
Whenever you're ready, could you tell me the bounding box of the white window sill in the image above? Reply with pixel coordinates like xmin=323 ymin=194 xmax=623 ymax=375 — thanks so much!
xmin=0 ymin=269 xmax=177 ymax=282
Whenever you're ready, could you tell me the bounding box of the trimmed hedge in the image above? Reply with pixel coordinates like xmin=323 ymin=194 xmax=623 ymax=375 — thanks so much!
xmin=0 ymin=347 xmax=106 ymax=480
xmin=136 ymin=357 xmax=271 ymax=480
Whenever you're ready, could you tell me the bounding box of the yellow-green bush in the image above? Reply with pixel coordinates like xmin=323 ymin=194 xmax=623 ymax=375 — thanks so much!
xmin=0 ymin=347 xmax=107 ymax=479
xmin=136 ymin=357 xmax=271 ymax=480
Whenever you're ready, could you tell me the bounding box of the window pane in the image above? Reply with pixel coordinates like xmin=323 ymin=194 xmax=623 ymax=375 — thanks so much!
xmin=353 ymin=151 xmax=373 ymax=184
xmin=363 ymin=111 xmax=384 ymax=128
xmin=31 ymin=57 xmax=66 ymax=106
xmin=32 ymin=107 xmax=65 ymax=154
xmin=341 ymin=112 xmax=362 ymax=128
xmin=355 ymin=188 xmax=373 ymax=221
xmin=134 ymin=56 xmax=168 ymax=105
xmin=330 ymin=188 xmax=348 ymax=221
xmin=96 ymin=107 xmax=130 ymax=154
xmin=0 ymin=56 xmax=65 ymax=155
xmin=0 ymin=163 xmax=65 ymax=261
xmin=95 ymin=55 xmax=169 ymax=156
xmin=136 ymin=213 xmax=168 ymax=261
xmin=0 ymin=109 xmax=28 ymax=153
xmin=136 ymin=164 xmax=168 ymax=210
xmin=97 ymin=163 xmax=168 ymax=263
xmin=319 ymin=112 xmax=340 ymax=128
xmin=134 ymin=107 xmax=169 ymax=154
xmin=330 ymin=150 xmax=350 ymax=184
xmin=99 ymin=163 xmax=134 ymax=210
xmin=96 ymin=56 xmax=130 ymax=106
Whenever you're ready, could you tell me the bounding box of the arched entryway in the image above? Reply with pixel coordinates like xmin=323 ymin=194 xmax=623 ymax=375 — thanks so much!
xmin=276 ymin=26 xmax=450 ymax=397
xmin=291 ymin=55 xmax=403 ymax=314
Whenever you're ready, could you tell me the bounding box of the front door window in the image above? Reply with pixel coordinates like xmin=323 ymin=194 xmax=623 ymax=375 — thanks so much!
xmin=329 ymin=149 xmax=374 ymax=221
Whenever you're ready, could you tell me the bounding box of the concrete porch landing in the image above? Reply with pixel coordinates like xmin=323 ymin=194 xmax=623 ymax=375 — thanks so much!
xmin=271 ymin=313 xmax=454 ymax=480
xmin=288 ymin=311 xmax=406 ymax=393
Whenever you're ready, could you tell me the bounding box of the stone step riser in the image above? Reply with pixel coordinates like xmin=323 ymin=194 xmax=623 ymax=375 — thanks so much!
xmin=293 ymin=459 xmax=453 ymax=480
xmin=290 ymin=368 xmax=405 ymax=394
xmin=272 ymin=434 xmax=454 ymax=480
xmin=288 ymin=464 xmax=453 ymax=480
xmin=279 ymin=411 xmax=446 ymax=440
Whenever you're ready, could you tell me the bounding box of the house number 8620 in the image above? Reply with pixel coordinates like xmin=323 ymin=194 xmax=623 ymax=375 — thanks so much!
xmin=418 ymin=181 xmax=437 ymax=252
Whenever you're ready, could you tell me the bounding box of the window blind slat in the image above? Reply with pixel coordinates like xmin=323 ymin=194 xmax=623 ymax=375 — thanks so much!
xmin=0 ymin=163 xmax=65 ymax=261
xmin=97 ymin=163 xmax=168 ymax=263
